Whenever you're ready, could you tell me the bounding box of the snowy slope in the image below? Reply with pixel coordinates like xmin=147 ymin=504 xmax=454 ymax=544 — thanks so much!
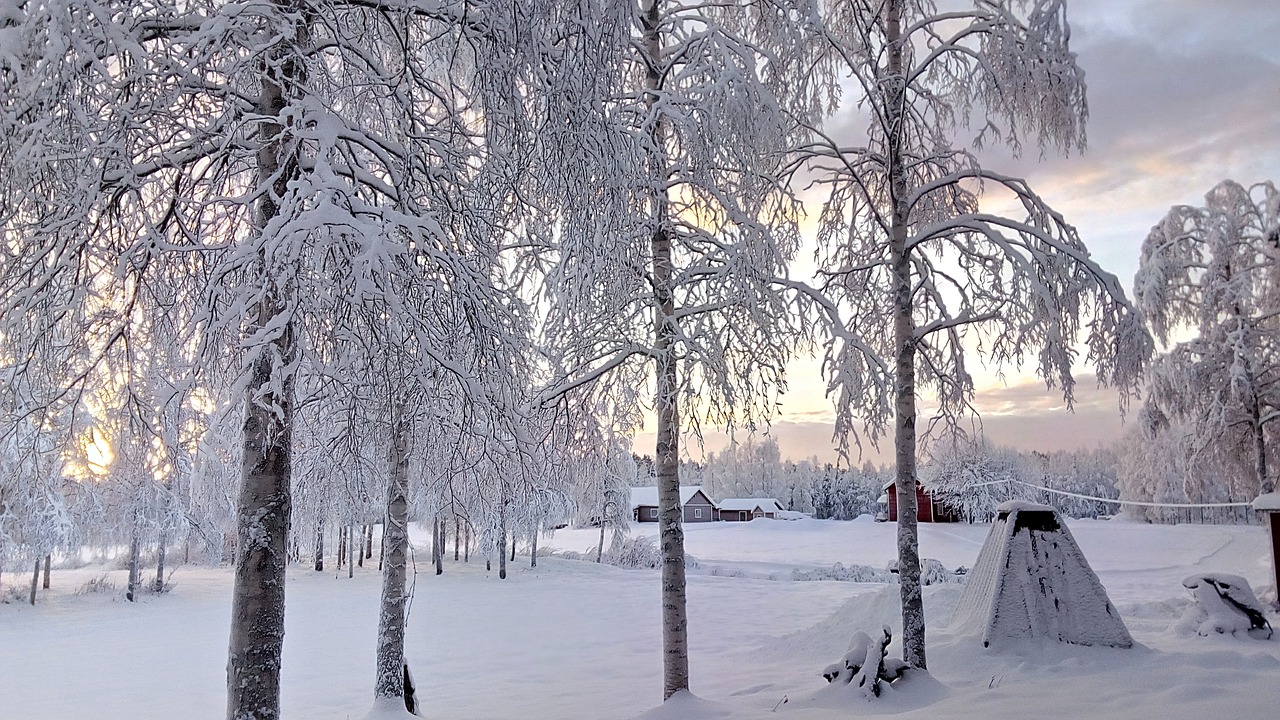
xmin=0 ymin=517 xmax=1275 ymax=719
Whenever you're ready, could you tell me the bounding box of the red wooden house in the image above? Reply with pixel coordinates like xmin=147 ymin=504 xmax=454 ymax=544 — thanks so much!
xmin=883 ymin=480 xmax=961 ymax=523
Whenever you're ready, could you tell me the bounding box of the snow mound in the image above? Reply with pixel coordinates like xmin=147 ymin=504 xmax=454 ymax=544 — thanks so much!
xmin=788 ymin=664 xmax=950 ymax=714
xmin=361 ymin=698 xmax=419 ymax=719
xmin=776 ymin=584 xmax=965 ymax=661
xmin=949 ymin=502 xmax=1134 ymax=648
xmin=629 ymin=690 xmax=740 ymax=720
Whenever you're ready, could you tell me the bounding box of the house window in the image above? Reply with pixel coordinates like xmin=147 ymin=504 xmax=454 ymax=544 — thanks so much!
xmin=694 ymin=508 xmax=702 ymax=519
xmin=649 ymin=508 xmax=658 ymax=519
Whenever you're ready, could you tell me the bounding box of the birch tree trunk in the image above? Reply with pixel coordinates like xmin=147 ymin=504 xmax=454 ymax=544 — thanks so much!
xmin=498 ymin=503 xmax=507 ymax=580
xmin=155 ymin=537 xmax=166 ymax=593
xmin=375 ymin=410 xmax=412 ymax=707
xmin=643 ymin=0 xmax=690 ymax=698
xmin=431 ymin=518 xmax=441 ymax=576
xmin=28 ymin=558 xmax=39 ymax=605
xmin=226 ymin=6 xmax=302 ymax=716
xmin=1249 ymin=375 xmax=1272 ymax=494
xmin=530 ymin=527 xmax=538 ymax=569
xmin=437 ymin=521 xmax=445 ymax=575
xmin=314 ymin=517 xmax=324 ymax=572
xmin=127 ymin=511 xmax=141 ymax=603
xmin=453 ymin=518 xmax=459 ymax=561
xmin=596 ymin=520 xmax=605 ymax=563
xmin=42 ymin=554 xmax=50 ymax=590
xmin=338 ymin=526 xmax=346 ymax=570
xmin=885 ymin=0 xmax=926 ymax=671
xmin=348 ymin=526 xmax=355 ymax=578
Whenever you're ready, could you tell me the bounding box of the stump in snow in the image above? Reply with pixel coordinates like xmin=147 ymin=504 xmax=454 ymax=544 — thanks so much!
xmin=949 ymin=501 xmax=1133 ymax=648
xmin=1181 ymin=574 xmax=1273 ymax=640
xmin=821 ymin=626 xmax=908 ymax=699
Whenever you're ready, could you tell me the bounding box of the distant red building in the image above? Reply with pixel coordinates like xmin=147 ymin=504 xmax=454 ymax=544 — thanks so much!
xmin=884 ymin=480 xmax=961 ymax=523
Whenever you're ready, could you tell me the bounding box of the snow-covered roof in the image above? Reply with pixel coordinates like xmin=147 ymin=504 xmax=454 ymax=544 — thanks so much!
xmin=881 ymin=478 xmax=937 ymax=491
xmin=629 ymin=486 xmax=707 ymax=509
xmin=1251 ymin=493 xmax=1280 ymax=511
xmin=717 ymin=498 xmax=783 ymax=513
xmin=996 ymin=500 xmax=1055 ymax=514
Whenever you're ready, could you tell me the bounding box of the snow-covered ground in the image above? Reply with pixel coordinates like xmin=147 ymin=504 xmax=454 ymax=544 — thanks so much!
xmin=1 ymin=516 xmax=1276 ymax=719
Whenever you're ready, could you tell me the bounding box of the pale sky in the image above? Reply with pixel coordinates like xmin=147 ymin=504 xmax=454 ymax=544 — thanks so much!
xmin=639 ymin=0 xmax=1280 ymax=465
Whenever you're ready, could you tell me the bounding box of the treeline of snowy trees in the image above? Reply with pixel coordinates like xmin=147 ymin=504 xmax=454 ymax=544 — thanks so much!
xmin=923 ymin=441 xmax=1121 ymax=522
xmin=635 ymin=435 xmax=1126 ymax=524
xmin=657 ymin=437 xmax=889 ymax=519
xmin=1114 ymin=422 xmax=1266 ymax=525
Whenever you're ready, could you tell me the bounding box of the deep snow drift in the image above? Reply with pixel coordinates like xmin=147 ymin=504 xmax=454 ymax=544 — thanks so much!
xmin=1 ymin=516 xmax=1276 ymax=719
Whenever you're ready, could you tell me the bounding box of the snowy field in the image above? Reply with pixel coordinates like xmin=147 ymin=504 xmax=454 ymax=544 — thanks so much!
xmin=2 ymin=517 xmax=1277 ymax=719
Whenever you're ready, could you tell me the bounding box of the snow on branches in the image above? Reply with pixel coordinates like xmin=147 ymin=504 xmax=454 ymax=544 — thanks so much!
xmin=1135 ymin=179 xmax=1280 ymax=496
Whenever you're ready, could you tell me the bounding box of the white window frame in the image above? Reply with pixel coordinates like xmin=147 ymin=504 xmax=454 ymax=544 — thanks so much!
xmin=649 ymin=508 xmax=658 ymax=519
xmin=694 ymin=508 xmax=702 ymax=519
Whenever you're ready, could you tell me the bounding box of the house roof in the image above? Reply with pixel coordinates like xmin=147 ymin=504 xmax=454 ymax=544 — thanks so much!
xmin=630 ymin=486 xmax=708 ymax=509
xmin=882 ymin=478 xmax=937 ymax=492
xmin=718 ymin=498 xmax=783 ymax=513
xmin=1252 ymin=492 xmax=1280 ymax=511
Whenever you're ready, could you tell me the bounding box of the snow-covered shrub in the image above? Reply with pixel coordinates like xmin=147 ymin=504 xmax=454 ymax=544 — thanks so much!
xmin=792 ymin=562 xmax=894 ymax=583
xmin=885 ymin=558 xmax=961 ymax=585
xmin=821 ymin=626 xmax=908 ymax=699
xmin=601 ymin=536 xmax=699 ymax=570
xmin=1176 ymin=574 xmax=1273 ymax=639
xmin=75 ymin=575 xmax=117 ymax=596
xmin=551 ymin=537 xmax=699 ymax=571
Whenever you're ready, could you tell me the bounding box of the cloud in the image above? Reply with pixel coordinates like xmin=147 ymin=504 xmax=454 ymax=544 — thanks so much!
xmin=967 ymin=0 xmax=1280 ymax=287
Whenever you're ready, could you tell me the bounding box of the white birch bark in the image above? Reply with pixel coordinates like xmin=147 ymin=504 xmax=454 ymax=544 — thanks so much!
xmin=884 ymin=0 xmax=926 ymax=670
xmin=374 ymin=411 xmax=411 ymax=704
xmin=226 ymin=5 xmax=302 ymax=717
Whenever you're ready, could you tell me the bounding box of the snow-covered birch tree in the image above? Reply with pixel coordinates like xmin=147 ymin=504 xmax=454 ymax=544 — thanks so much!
xmin=3 ymin=1 xmax=568 ymax=717
xmin=1135 ymin=179 xmax=1280 ymax=498
xmin=802 ymin=0 xmax=1151 ymax=669
xmin=524 ymin=1 xmax=825 ymax=700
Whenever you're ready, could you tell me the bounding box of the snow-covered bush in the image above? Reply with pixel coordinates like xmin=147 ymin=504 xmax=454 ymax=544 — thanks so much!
xmin=75 ymin=575 xmax=117 ymax=596
xmin=885 ymin=558 xmax=961 ymax=585
xmin=551 ymin=536 xmax=699 ymax=571
xmin=1175 ymin=574 xmax=1273 ymax=639
xmin=820 ymin=627 xmax=908 ymax=699
xmin=792 ymin=562 xmax=894 ymax=583
xmin=602 ymin=536 xmax=699 ymax=570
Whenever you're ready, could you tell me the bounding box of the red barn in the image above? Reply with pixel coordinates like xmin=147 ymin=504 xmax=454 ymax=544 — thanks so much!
xmin=883 ymin=480 xmax=961 ymax=523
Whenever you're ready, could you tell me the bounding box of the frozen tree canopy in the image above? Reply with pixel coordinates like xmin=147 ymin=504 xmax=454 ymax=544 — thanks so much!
xmin=1135 ymin=179 xmax=1280 ymax=497
xmin=950 ymin=501 xmax=1133 ymax=649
